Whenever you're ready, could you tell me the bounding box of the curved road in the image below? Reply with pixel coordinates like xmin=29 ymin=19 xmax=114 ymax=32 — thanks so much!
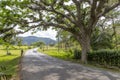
xmin=21 ymin=49 xmax=120 ymax=80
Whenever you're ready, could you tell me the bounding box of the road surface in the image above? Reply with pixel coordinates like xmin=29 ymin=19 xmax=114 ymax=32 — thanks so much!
xmin=20 ymin=49 xmax=120 ymax=80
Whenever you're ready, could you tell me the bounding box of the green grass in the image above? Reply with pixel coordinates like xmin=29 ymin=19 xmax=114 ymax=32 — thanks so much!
xmin=0 ymin=45 xmax=29 ymax=50
xmin=39 ymin=49 xmax=74 ymax=61
xmin=0 ymin=49 xmax=21 ymax=79
xmin=0 ymin=45 xmax=29 ymax=80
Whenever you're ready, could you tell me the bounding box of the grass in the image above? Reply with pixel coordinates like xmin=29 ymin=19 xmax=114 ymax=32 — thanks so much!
xmin=0 ymin=50 xmax=21 ymax=75
xmin=0 ymin=45 xmax=30 ymax=50
xmin=39 ymin=49 xmax=74 ymax=60
xmin=0 ymin=45 xmax=27 ymax=80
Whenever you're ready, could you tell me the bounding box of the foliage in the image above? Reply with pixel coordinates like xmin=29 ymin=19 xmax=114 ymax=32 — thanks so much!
xmin=0 ymin=0 xmax=120 ymax=63
xmin=97 ymin=8 xmax=120 ymax=49
xmin=0 ymin=66 xmax=12 ymax=80
xmin=91 ymin=31 xmax=113 ymax=50
xmin=56 ymin=30 xmax=77 ymax=50
xmin=88 ymin=50 xmax=120 ymax=68
xmin=31 ymin=41 xmax=45 ymax=48
xmin=16 ymin=38 xmax=22 ymax=48
xmin=0 ymin=0 xmax=31 ymax=45
xmin=49 ymin=43 xmax=55 ymax=47
xmin=73 ymin=49 xmax=81 ymax=59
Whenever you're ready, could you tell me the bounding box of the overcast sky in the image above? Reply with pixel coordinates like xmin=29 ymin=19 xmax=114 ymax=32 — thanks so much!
xmin=18 ymin=28 xmax=57 ymax=40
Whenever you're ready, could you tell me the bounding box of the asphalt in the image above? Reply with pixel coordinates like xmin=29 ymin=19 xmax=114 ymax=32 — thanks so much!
xmin=20 ymin=49 xmax=120 ymax=80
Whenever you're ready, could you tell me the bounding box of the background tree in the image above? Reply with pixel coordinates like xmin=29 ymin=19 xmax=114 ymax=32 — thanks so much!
xmin=56 ymin=30 xmax=77 ymax=50
xmin=31 ymin=41 xmax=45 ymax=50
xmin=107 ymin=10 xmax=120 ymax=50
xmin=91 ymin=30 xmax=113 ymax=50
xmin=93 ymin=8 xmax=120 ymax=50
xmin=0 ymin=28 xmax=17 ymax=55
xmin=16 ymin=38 xmax=22 ymax=49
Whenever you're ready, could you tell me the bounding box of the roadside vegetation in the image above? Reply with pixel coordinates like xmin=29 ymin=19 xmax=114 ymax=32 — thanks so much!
xmin=0 ymin=46 xmax=28 ymax=80
xmin=39 ymin=49 xmax=73 ymax=60
xmin=39 ymin=48 xmax=120 ymax=72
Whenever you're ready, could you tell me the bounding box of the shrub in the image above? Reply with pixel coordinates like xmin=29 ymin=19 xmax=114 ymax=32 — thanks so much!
xmin=28 ymin=46 xmax=32 ymax=49
xmin=88 ymin=50 xmax=120 ymax=67
xmin=73 ymin=49 xmax=81 ymax=59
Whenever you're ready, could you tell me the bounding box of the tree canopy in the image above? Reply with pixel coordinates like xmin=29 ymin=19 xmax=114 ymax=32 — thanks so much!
xmin=0 ymin=0 xmax=120 ymax=63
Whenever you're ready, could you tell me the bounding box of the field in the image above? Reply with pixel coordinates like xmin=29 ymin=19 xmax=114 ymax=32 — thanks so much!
xmin=0 ymin=45 xmax=29 ymax=50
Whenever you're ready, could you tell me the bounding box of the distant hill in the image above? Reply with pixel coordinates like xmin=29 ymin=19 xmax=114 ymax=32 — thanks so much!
xmin=19 ymin=36 xmax=56 ymax=45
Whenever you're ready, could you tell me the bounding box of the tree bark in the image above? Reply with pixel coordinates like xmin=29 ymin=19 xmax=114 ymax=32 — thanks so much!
xmin=75 ymin=33 xmax=91 ymax=64
xmin=80 ymin=35 xmax=91 ymax=64
xmin=6 ymin=46 xmax=10 ymax=55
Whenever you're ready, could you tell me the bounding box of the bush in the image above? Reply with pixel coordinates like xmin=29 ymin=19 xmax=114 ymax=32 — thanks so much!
xmin=88 ymin=50 xmax=120 ymax=67
xmin=64 ymin=49 xmax=74 ymax=59
xmin=73 ymin=49 xmax=81 ymax=59
xmin=7 ymin=52 xmax=11 ymax=55
xmin=28 ymin=46 xmax=32 ymax=49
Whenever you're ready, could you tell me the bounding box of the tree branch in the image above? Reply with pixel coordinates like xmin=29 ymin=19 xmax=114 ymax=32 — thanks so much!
xmin=0 ymin=24 xmax=16 ymax=34
xmin=30 ymin=1 xmax=76 ymax=24
xmin=51 ymin=7 xmax=76 ymax=24
xmin=62 ymin=5 xmax=76 ymax=21
xmin=98 ymin=2 xmax=120 ymax=18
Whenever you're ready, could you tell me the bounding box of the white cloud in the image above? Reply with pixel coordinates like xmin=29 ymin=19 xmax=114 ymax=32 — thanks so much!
xmin=18 ymin=28 xmax=57 ymax=40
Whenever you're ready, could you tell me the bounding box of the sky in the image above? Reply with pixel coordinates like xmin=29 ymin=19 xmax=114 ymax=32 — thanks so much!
xmin=18 ymin=28 xmax=57 ymax=40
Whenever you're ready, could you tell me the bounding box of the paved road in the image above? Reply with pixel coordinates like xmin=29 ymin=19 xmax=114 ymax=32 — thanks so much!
xmin=21 ymin=49 xmax=120 ymax=80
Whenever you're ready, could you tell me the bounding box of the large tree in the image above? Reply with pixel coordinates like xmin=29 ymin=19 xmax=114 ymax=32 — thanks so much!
xmin=0 ymin=0 xmax=120 ymax=63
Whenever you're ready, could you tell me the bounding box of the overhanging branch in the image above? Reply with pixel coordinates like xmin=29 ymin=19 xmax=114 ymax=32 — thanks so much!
xmin=98 ymin=2 xmax=120 ymax=18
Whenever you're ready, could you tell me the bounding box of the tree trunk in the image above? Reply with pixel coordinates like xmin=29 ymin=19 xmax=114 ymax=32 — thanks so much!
xmin=80 ymin=37 xmax=90 ymax=64
xmin=6 ymin=46 xmax=10 ymax=55
xmin=76 ymin=34 xmax=91 ymax=64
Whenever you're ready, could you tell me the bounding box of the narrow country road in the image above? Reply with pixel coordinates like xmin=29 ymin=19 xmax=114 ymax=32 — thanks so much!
xmin=20 ymin=49 xmax=120 ymax=80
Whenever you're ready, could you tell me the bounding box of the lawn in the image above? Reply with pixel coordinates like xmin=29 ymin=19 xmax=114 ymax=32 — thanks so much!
xmin=0 ymin=49 xmax=21 ymax=79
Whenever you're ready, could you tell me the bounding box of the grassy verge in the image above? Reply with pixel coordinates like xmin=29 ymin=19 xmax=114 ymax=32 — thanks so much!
xmin=0 ymin=49 xmax=21 ymax=79
xmin=38 ymin=49 xmax=120 ymax=72
xmin=39 ymin=49 xmax=74 ymax=60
